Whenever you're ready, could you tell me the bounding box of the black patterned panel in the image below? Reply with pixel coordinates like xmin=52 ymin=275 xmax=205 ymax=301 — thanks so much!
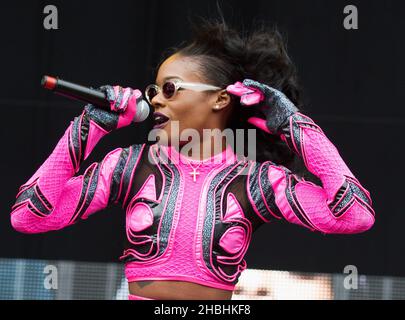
xmin=248 ymin=161 xmax=284 ymax=222
xmin=69 ymin=162 xmax=100 ymax=224
xmin=13 ymin=178 xmax=53 ymax=217
xmin=328 ymin=176 xmax=374 ymax=217
xmin=120 ymin=145 xmax=180 ymax=263
xmin=108 ymin=147 xmax=130 ymax=205
xmin=202 ymin=161 xmax=253 ymax=285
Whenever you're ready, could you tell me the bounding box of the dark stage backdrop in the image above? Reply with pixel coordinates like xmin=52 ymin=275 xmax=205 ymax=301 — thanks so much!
xmin=1 ymin=0 xmax=403 ymax=277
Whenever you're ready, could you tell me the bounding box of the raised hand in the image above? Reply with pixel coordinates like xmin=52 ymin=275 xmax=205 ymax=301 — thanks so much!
xmin=226 ymin=79 xmax=298 ymax=135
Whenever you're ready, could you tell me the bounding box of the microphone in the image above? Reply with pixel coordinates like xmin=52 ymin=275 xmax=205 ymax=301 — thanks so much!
xmin=41 ymin=75 xmax=150 ymax=123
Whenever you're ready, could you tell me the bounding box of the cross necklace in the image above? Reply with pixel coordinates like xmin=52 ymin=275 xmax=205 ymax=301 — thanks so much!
xmin=186 ymin=160 xmax=202 ymax=182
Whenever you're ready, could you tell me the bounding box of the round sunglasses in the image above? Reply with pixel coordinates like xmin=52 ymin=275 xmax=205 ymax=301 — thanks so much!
xmin=145 ymin=80 xmax=222 ymax=104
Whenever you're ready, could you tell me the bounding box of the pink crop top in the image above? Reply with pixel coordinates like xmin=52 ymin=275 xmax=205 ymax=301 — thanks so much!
xmin=10 ymin=107 xmax=375 ymax=291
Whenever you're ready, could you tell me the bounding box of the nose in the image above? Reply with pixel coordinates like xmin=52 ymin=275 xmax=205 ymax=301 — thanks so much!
xmin=151 ymin=93 xmax=168 ymax=110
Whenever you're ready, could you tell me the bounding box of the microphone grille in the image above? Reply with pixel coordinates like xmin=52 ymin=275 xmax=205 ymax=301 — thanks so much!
xmin=133 ymin=99 xmax=150 ymax=123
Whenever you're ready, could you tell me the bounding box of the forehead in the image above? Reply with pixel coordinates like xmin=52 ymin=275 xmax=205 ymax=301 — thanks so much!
xmin=155 ymin=54 xmax=204 ymax=84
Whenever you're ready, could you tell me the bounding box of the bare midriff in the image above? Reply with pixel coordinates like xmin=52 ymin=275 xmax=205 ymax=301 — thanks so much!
xmin=129 ymin=280 xmax=233 ymax=300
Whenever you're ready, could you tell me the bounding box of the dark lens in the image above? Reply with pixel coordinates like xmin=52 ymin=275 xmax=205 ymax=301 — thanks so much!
xmin=146 ymin=86 xmax=158 ymax=102
xmin=162 ymin=82 xmax=176 ymax=99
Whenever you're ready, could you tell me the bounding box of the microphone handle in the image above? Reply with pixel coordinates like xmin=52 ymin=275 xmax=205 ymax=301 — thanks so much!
xmin=41 ymin=75 xmax=150 ymax=123
xmin=41 ymin=76 xmax=111 ymax=110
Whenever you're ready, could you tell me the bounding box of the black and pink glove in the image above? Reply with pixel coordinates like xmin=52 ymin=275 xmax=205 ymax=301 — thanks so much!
xmin=84 ymin=85 xmax=142 ymax=132
xmin=226 ymin=79 xmax=298 ymax=135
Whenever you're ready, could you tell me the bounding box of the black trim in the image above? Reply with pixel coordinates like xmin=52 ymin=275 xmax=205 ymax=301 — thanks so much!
xmin=259 ymin=163 xmax=284 ymax=219
xmin=329 ymin=177 xmax=373 ymax=218
xmin=35 ymin=184 xmax=52 ymax=210
xmin=282 ymin=113 xmax=319 ymax=156
xmin=68 ymin=131 xmax=78 ymax=171
xmin=248 ymin=162 xmax=283 ymax=222
xmin=70 ymin=163 xmax=99 ymax=223
xmin=71 ymin=115 xmax=82 ymax=166
xmin=108 ymin=147 xmax=129 ymax=205
xmin=14 ymin=181 xmax=53 ymax=217
xmin=120 ymin=145 xmax=144 ymax=207
xmin=79 ymin=112 xmax=90 ymax=164
xmin=83 ymin=104 xmax=119 ymax=132
xmin=202 ymin=162 xmax=249 ymax=284
xmin=283 ymin=168 xmax=317 ymax=230
xmin=121 ymin=145 xmax=180 ymax=263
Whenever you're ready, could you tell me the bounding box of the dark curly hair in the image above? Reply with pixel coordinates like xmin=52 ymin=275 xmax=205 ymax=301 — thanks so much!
xmin=155 ymin=17 xmax=320 ymax=185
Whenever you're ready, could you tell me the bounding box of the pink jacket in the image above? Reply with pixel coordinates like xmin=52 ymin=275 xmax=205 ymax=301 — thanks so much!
xmin=10 ymin=109 xmax=375 ymax=291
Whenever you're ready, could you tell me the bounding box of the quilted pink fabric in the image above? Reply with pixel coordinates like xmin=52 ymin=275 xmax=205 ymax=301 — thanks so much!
xmin=10 ymin=110 xmax=375 ymax=290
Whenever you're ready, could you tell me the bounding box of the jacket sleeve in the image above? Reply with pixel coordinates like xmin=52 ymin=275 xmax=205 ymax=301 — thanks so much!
xmin=10 ymin=107 xmax=145 ymax=234
xmin=248 ymin=112 xmax=375 ymax=234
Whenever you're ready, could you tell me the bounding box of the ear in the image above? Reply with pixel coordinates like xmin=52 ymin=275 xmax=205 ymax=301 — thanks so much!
xmin=212 ymin=90 xmax=232 ymax=111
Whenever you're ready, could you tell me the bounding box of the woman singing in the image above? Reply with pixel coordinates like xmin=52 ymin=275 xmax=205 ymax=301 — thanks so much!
xmin=10 ymin=19 xmax=375 ymax=300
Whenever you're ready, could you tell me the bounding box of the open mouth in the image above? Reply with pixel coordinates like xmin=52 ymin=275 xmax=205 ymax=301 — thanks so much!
xmin=153 ymin=112 xmax=170 ymax=129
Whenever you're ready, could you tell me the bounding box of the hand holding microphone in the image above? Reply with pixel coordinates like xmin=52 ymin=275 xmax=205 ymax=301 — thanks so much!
xmin=42 ymin=76 xmax=150 ymax=131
